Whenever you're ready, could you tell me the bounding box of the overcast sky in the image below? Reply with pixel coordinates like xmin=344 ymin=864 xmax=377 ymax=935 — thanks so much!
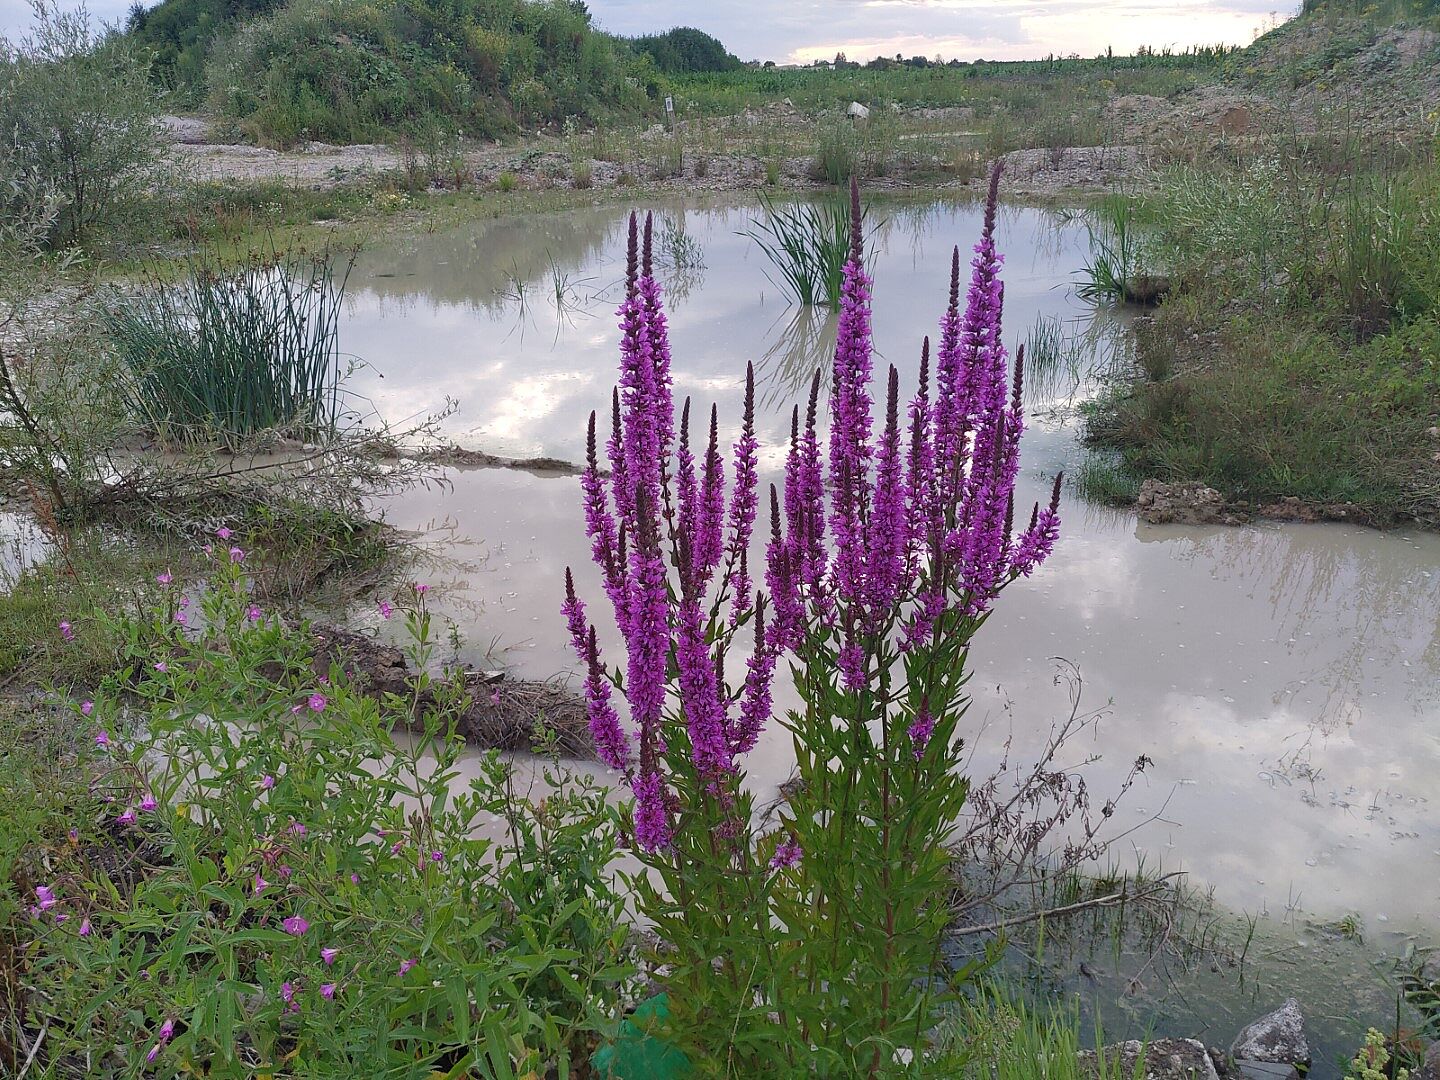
xmin=2 ymin=0 xmax=1297 ymax=62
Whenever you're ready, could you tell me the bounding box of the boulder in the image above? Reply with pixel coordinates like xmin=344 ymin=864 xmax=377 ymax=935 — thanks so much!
xmin=1079 ymin=1038 xmax=1219 ymax=1079
xmin=1229 ymin=999 xmax=1309 ymax=1068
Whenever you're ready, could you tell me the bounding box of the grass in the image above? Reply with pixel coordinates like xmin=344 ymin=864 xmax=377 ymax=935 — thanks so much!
xmin=104 ymin=250 xmax=352 ymax=444
xmin=745 ymin=192 xmax=859 ymax=308
xmin=1082 ymin=138 xmax=1440 ymax=523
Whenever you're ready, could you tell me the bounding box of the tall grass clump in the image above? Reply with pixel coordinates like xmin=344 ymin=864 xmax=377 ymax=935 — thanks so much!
xmin=105 ymin=251 xmax=353 ymax=444
xmin=1075 ymin=194 xmax=1164 ymax=304
xmin=745 ymin=191 xmax=859 ymax=307
xmin=560 ymin=172 xmax=1132 ymax=1073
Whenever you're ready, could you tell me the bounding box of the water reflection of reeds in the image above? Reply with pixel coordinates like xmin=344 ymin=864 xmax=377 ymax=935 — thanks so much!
xmin=754 ymin=306 xmax=837 ymax=417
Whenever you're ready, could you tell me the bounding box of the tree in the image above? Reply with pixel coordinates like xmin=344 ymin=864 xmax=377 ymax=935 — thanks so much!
xmin=0 ymin=1 xmax=163 ymax=247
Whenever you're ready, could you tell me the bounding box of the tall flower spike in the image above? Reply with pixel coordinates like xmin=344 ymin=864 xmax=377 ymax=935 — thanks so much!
xmin=584 ymin=625 xmax=631 ymax=771
xmin=829 ymin=182 xmax=875 ymax=609
xmin=697 ymin=403 xmax=725 ymax=580
xmin=866 ymin=365 xmax=908 ymax=620
xmin=732 ymin=598 xmax=775 ymax=756
xmin=726 ymin=364 xmax=759 ymax=624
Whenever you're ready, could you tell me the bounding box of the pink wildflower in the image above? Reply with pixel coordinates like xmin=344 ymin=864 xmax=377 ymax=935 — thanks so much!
xmin=229 ymin=546 xmax=245 ymax=563
xmin=79 ymin=917 xmax=91 ymax=936
xmin=140 ymin=795 xmax=157 ymax=813
xmin=260 ymin=774 xmax=275 ymax=790
xmin=397 ymin=958 xmax=416 ymax=976
xmin=156 ymin=571 xmax=173 ymax=585
xmin=58 ymin=621 xmax=74 ymax=642
xmin=321 ymin=947 xmax=339 ymax=966
xmin=116 ymin=809 xmax=136 ymax=826
xmin=377 ymin=600 xmax=393 ymax=619
xmin=321 ymin=983 xmax=336 ymax=999
xmin=35 ymin=885 xmax=56 ymax=910
xmin=216 ymin=527 xmax=232 ymax=540
xmin=282 ymin=916 xmax=309 ymax=936
xmin=94 ymin=729 xmax=109 ymax=748
xmin=307 ymin=693 xmax=326 ymax=712
xmin=81 ymin=700 xmax=93 ymax=716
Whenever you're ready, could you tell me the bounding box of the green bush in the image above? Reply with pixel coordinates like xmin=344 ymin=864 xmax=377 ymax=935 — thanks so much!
xmin=200 ymin=0 xmax=651 ymax=145
xmin=0 ymin=1 xmax=164 ymax=248
xmin=15 ymin=545 xmax=631 ymax=1075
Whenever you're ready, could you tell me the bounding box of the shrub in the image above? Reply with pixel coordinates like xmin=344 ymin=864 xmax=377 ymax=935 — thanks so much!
xmin=18 ymin=545 xmax=631 ymax=1074
xmin=0 ymin=0 xmax=164 ymax=247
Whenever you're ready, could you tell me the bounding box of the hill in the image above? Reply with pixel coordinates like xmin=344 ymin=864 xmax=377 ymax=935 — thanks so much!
xmin=128 ymin=0 xmax=657 ymax=144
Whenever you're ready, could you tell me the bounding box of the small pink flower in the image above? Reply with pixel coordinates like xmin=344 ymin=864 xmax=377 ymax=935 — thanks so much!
xmin=174 ymin=610 xmax=187 ymax=626
xmin=430 ymin=850 xmax=444 ymax=863
xmin=290 ymin=704 xmax=303 ymax=714
xmin=489 ymin=689 xmax=501 ymax=706
xmin=203 ymin=544 xmax=213 ymax=555
xmin=178 ymin=595 xmax=190 ymax=609
xmin=158 ymin=1019 xmax=174 ymax=1042
xmin=349 ymin=873 xmax=359 ymax=885
xmin=80 ymin=700 xmax=93 ymax=716
xmin=377 ymin=600 xmax=393 ymax=619
xmin=94 ymin=730 xmax=109 ymax=749
xmin=412 ymin=582 xmax=429 ymax=595
xmin=397 ymin=958 xmax=415 ymax=976
xmin=260 ymin=774 xmax=275 ymax=790
xmin=769 ymin=838 xmax=803 ymax=870
xmin=146 ymin=1043 xmax=162 ymax=1064
xmin=79 ymin=916 xmax=91 ymax=936
xmin=278 ymin=865 xmax=292 ymax=879
xmin=307 ymin=693 xmax=326 ymax=713
xmin=140 ymin=795 xmax=157 ymax=813
xmin=288 ymin=821 xmax=307 ymax=837
xmin=68 ymin=828 xmax=78 ymax=842
xmin=35 ymin=885 xmax=56 ymax=910
xmin=58 ymin=621 xmax=74 ymax=642
xmin=216 ymin=527 xmax=232 ymax=540
xmin=390 ymin=840 xmax=403 ymax=855
xmin=321 ymin=947 xmax=339 ymax=966
xmin=229 ymin=547 xmax=245 ymax=563
xmin=53 ymin=912 xmax=68 ymax=923
xmin=321 ymin=982 xmax=337 ymax=999
xmin=156 ymin=571 xmax=173 ymax=586
xmin=116 ymin=809 xmax=136 ymax=826
xmin=282 ymin=916 xmax=308 ymax=936
xmin=153 ymin=662 xmax=168 ymax=673
xmin=317 ymin=674 xmax=328 ymax=686
xmin=253 ymin=874 xmax=268 ymax=894
xmin=246 ymin=605 xmax=262 ymax=622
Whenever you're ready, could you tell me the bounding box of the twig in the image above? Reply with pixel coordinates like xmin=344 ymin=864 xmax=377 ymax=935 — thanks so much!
xmin=17 ymin=1020 xmax=47 ymax=1079
xmin=949 ymin=871 xmax=1186 ymax=937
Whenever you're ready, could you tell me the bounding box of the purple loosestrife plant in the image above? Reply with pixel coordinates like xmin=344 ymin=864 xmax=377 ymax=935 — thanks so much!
xmin=567 ymin=169 xmax=1062 ymax=1074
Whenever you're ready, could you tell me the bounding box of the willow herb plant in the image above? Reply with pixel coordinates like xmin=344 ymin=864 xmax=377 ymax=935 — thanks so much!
xmin=564 ymin=166 xmax=1063 ymax=1076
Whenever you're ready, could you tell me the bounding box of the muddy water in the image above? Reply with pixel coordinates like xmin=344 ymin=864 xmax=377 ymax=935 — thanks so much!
xmin=340 ymin=200 xmax=1440 ymax=952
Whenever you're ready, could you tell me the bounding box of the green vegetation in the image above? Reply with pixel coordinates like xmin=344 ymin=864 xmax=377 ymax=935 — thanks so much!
xmin=0 ymin=1 xmax=164 ymax=249
xmin=630 ymin=26 xmax=740 ymax=73
xmin=1083 ymin=145 xmax=1440 ymax=522
xmin=104 ymin=250 xmax=351 ymax=444
xmin=199 ymin=0 xmax=650 ymax=144
xmin=744 ymin=192 xmax=858 ymax=307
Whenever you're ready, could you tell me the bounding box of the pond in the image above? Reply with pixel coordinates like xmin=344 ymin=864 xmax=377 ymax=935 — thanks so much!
xmin=339 ymin=197 xmax=1440 ymax=1070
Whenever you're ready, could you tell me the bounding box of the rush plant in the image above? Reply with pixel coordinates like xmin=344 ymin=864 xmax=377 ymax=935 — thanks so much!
xmin=565 ymin=166 xmax=1064 ymax=1075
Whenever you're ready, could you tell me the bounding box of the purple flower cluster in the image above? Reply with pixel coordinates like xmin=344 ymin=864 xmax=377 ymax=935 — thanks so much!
xmin=568 ymin=172 xmax=1062 ymax=846
xmin=565 ymin=213 xmax=772 ymax=851
xmin=770 ymin=169 xmax=1063 ymax=732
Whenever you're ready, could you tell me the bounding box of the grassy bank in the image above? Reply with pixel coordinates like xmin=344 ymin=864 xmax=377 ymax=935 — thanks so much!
xmin=1080 ymin=137 xmax=1440 ymax=524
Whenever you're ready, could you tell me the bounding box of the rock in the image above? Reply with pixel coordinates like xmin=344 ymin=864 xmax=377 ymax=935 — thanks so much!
xmin=1080 ymin=1038 xmax=1219 ymax=1080
xmin=1229 ymin=999 xmax=1309 ymax=1068
xmin=1417 ymin=1041 xmax=1440 ymax=1080
xmin=1233 ymin=1062 xmax=1299 ymax=1080
xmin=1122 ymin=274 xmax=1172 ymax=305
xmin=1136 ymin=479 xmax=1238 ymax=525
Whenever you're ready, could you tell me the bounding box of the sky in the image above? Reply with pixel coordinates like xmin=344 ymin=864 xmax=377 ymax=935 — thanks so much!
xmin=1 ymin=0 xmax=1297 ymax=62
